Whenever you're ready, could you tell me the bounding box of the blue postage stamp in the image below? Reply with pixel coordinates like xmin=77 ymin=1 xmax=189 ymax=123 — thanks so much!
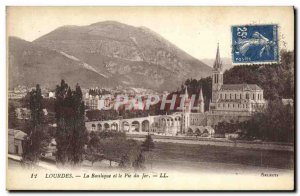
xmin=232 ymin=24 xmax=279 ymax=64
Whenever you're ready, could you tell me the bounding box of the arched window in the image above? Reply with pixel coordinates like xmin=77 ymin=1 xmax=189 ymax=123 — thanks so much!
xmin=246 ymin=93 xmax=249 ymax=99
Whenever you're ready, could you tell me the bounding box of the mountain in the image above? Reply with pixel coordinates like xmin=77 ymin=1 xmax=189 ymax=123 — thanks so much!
xmin=9 ymin=21 xmax=211 ymax=91
xmin=8 ymin=37 xmax=118 ymax=89
xmin=201 ymin=58 xmax=233 ymax=71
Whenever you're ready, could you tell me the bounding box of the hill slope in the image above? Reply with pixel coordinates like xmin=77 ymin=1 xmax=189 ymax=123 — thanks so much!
xmin=8 ymin=37 xmax=118 ymax=89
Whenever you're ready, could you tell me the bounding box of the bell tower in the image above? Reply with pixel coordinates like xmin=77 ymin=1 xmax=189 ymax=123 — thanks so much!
xmin=182 ymin=86 xmax=191 ymax=133
xmin=212 ymin=43 xmax=223 ymax=103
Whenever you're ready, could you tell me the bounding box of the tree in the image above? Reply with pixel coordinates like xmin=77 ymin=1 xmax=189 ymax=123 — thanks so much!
xmin=85 ymin=131 xmax=104 ymax=166
xmin=8 ymin=103 xmax=17 ymax=128
xmin=234 ymin=99 xmax=294 ymax=142
xmin=100 ymin=137 xmax=128 ymax=167
xmin=22 ymin=84 xmax=44 ymax=164
xmin=132 ymin=152 xmax=145 ymax=170
xmin=141 ymin=134 xmax=155 ymax=151
xmin=223 ymin=50 xmax=294 ymax=100
xmin=119 ymin=154 xmax=130 ymax=168
xmin=55 ymin=80 xmax=88 ymax=165
xmin=141 ymin=135 xmax=156 ymax=169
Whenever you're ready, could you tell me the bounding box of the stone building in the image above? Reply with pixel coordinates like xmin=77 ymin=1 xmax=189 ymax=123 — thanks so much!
xmin=209 ymin=44 xmax=266 ymax=115
xmin=8 ymin=129 xmax=27 ymax=155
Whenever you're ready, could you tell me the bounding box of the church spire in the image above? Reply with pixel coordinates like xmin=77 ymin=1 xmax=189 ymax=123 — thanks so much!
xmin=199 ymin=87 xmax=203 ymax=101
xmin=198 ymin=87 xmax=204 ymax=113
xmin=184 ymin=85 xmax=189 ymax=100
xmin=213 ymin=43 xmax=222 ymax=70
xmin=183 ymin=86 xmax=191 ymax=114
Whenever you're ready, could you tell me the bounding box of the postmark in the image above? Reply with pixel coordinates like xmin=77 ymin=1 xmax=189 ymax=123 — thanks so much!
xmin=232 ymin=24 xmax=279 ymax=64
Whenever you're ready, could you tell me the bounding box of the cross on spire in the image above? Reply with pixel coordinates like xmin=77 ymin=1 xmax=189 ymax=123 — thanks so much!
xmin=213 ymin=43 xmax=222 ymax=70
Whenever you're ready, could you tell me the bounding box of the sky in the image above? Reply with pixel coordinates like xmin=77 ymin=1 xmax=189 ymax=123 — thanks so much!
xmin=7 ymin=6 xmax=294 ymax=60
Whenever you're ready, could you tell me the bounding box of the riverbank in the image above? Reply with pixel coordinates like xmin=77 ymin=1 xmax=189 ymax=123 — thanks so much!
xmin=127 ymin=134 xmax=294 ymax=151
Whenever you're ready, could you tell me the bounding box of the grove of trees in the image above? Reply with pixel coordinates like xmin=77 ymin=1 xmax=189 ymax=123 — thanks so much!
xmin=54 ymin=80 xmax=88 ymax=165
xmin=85 ymin=131 xmax=145 ymax=169
xmin=214 ymin=99 xmax=294 ymax=142
xmin=223 ymin=51 xmax=294 ymax=100
xmin=22 ymin=85 xmax=49 ymax=164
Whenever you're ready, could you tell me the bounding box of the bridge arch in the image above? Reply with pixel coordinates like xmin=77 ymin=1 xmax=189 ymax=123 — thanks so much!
xmin=121 ymin=121 xmax=130 ymax=132
xmin=187 ymin=128 xmax=194 ymax=136
xmin=111 ymin=122 xmax=118 ymax=131
xmin=160 ymin=118 xmax=166 ymax=127
xmin=97 ymin=123 xmax=102 ymax=131
xmin=104 ymin=123 xmax=110 ymax=131
xmin=131 ymin=121 xmax=140 ymax=132
xmin=195 ymin=128 xmax=201 ymax=136
xmin=141 ymin=120 xmax=150 ymax=132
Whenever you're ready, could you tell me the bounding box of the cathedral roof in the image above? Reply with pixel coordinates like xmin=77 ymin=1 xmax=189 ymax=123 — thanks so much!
xmin=220 ymin=84 xmax=262 ymax=91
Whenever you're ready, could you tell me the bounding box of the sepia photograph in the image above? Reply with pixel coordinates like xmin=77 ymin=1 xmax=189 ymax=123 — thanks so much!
xmin=6 ymin=6 xmax=295 ymax=191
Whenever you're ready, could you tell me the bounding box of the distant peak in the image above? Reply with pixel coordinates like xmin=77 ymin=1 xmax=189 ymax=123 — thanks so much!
xmin=90 ymin=21 xmax=129 ymax=27
xmin=55 ymin=25 xmax=80 ymax=30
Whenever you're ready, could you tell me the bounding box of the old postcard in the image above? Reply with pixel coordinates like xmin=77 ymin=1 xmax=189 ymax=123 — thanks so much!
xmin=6 ymin=6 xmax=295 ymax=191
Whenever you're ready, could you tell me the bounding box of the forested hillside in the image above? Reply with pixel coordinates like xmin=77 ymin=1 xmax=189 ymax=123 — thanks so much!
xmin=182 ymin=50 xmax=294 ymax=103
xmin=223 ymin=51 xmax=294 ymax=100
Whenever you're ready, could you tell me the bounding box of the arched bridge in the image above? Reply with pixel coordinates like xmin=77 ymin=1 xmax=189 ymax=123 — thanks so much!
xmin=86 ymin=116 xmax=154 ymax=134
xmin=85 ymin=113 xmax=184 ymax=135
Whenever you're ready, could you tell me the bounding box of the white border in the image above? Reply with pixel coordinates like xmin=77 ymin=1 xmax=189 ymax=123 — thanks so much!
xmin=0 ymin=1 xmax=298 ymax=195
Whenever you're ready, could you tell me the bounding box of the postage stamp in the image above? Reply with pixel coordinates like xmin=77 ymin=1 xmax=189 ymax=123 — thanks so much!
xmin=232 ymin=24 xmax=279 ymax=64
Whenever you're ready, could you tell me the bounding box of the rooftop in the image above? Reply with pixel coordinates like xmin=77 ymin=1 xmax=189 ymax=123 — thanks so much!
xmin=8 ymin=129 xmax=27 ymax=140
xmin=220 ymin=84 xmax=263 ymax=91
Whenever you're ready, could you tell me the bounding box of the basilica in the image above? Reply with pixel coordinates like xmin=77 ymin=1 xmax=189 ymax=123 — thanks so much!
xmin=209 ymin=44 xmax=266 ymax=115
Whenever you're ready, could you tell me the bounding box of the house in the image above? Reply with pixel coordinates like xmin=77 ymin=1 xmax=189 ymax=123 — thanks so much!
xmin=8 ymin=129 xmax=27 ymax=155
xmin=15 ymin=108 xmax=31 ymax=120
